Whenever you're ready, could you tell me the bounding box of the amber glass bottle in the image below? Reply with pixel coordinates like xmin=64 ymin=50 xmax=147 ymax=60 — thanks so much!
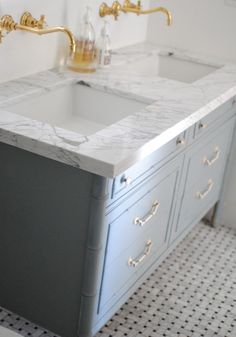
xmin=68 ymin=7 xmax=97 ymax=73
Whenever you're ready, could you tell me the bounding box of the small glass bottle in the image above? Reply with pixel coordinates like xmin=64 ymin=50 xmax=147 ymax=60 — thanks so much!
xmin=97 ymin=21 xmax=112 ymax=68
xmin=68 ymin=7 xmax=97 ymax=73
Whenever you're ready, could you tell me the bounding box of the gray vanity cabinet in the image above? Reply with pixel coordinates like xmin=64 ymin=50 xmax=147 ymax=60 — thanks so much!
xmin=0 ymin=98 xmax=235 ymax=337
xmin=89 ymin=98 xmax=236 ymax=336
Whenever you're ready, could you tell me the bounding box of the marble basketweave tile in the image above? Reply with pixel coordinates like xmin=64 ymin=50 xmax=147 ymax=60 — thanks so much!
xmin=0 ymin=222 xmax=236 ymax=337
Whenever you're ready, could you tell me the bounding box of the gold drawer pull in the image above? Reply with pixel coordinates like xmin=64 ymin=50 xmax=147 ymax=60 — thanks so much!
xmin=203 ymin=147 xmax=221 ymax=166
xmin=128 ymin=240 xmax=152 ymax=268
xmin=134 ymin=200 xmax=160 ymax=227
xmin=196 ymin=179 xmax=214 ymax=200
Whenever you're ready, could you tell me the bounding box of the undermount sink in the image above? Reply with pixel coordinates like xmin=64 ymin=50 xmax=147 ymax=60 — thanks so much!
xmin=122 ymin=53 xmax=220 ymax=83
xmin=7 ymin=83 xmax=147 ymax=136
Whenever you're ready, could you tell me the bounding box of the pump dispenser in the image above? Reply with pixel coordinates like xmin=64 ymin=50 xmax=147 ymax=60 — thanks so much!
xmin=68 ymin=7 xmax=97 ymax=73
xmin=97 ymin=21 xmax=112 ymax=68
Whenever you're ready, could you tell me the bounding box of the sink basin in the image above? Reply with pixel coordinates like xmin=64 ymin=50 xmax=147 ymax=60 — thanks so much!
xmin=7 ymin=83 xmax=147 ymax=136
xmin=122 ymin=54 xmax=220 ymax=83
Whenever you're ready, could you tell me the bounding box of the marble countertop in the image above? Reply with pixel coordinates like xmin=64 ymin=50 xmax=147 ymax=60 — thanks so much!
xmin=0 ymin=43 xmax=236 ymax=178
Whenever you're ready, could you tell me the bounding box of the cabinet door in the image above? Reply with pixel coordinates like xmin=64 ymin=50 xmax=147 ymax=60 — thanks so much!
xmin=98 ymin=156 xmax=183 ymax=318
xmin=170 ymin=116 xmax=235 ymax=243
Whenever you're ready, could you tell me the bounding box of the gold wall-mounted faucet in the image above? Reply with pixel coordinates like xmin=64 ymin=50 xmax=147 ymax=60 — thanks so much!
xmin=99 ymin=0 xmax=172 ymax=25
xmin=0 ymin=12 xmax=76 ymax=55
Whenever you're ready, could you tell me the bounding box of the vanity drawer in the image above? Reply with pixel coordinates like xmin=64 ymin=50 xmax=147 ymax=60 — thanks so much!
xmin=99 ymin=224 xmax=165 ymax=311
xmin=195 ymin=97 xmax=236 ymax=139
xmin=112 ymin=130 xmax=188 ymax=200
xmin=99 ymin=158 xmax=181 ymax=312
xmin=106 ymin=170 xmax=177 ymax=266
xmin=187 ymin=117 xmax=235 ymax=188
xmin=176 ymin=116 xmax=235 ymax=236
xmin=178 ymin=174 xmax=221 ymax=232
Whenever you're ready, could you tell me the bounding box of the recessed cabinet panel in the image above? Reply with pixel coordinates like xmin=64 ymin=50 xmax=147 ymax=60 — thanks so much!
xmin=174 ymin=116 xmax=235 ymax=239
xmin=99 ymin=160 xmax=181 ymax=314
xmin=106 ymin=172 xmax=176 ymax=266
xmin=187 ymin=122 xmax=234 ymax=189
xmin=177 ymin=177 xmax=221 ymax=233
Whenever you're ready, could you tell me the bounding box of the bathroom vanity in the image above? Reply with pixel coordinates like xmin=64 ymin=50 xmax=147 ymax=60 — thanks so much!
xmin=0 ymin=44 xmax=236 ymax=337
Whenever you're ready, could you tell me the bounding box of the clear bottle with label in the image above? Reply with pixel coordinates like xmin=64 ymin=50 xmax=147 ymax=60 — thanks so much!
xmin=97 ymin=21 xmax=112 ymax=68
xmin=68 ymin=7 xmax=97 ymax=73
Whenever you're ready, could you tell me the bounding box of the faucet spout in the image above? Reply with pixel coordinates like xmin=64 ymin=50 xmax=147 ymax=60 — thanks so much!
xmin=0 ymin=12 xmax=76 ymax=54
xmin=15 ymin=24 xmax=76 ymax=54
xmin=99 ymin=0 xmax=173 ymax=25
xmin=136 ymin=7 xmax=172 ymax=26
xmin=122 ymin=1 xmax=172 ymax=25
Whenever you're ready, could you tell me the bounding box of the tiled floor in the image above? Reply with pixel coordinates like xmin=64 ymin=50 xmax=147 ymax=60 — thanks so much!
xmin=0 ymin=222 xmax=236 ymax=337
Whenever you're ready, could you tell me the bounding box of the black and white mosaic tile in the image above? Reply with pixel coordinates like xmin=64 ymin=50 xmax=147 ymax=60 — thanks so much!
xmin=1 ymin=222 xmax=236 ymax=337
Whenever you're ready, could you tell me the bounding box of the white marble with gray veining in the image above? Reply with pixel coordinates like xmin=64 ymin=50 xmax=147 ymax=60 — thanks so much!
xmin=0 ymin=43 xmax=236 ymax=178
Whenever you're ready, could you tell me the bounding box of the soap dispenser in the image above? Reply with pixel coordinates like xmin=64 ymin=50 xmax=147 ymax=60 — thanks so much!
xmin=68 ymin=6 xmax=97 ymax=73
xmin=97 ymin=21 xmax=112 ymax=68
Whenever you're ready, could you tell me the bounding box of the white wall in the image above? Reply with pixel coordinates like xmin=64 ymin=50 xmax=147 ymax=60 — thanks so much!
xmin=0 ymin=0 xmax=150 ymax=83
xmin=148 ymin=0 xmax=236 ymax=228
xmin=147 ymin=0 xmax=236 ymax=63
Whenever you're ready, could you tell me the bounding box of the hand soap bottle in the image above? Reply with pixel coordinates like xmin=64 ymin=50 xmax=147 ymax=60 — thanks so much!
xmin=97 ymin=21 xmax=112 ymax=68
xmin=68 ymin=7 xmax=97 ymax=73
